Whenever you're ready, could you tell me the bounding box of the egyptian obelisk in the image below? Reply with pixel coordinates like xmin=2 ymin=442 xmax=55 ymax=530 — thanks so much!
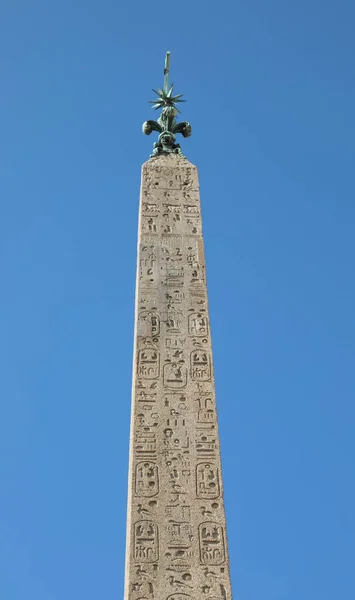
xmin=124 ymin=53 xmax=233 ymax=600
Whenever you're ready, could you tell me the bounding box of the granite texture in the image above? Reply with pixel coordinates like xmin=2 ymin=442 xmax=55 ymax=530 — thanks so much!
xmin=124 ymin=154 xmax=233 ymax=600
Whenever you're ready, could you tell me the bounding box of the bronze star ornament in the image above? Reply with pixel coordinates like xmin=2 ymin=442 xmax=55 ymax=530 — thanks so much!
xmin=142 ymin=51 xmax=192 ymax=157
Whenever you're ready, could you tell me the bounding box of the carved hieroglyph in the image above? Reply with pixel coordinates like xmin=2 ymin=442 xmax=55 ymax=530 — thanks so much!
xmin=124 ymin=154 xmax=233 ymax=600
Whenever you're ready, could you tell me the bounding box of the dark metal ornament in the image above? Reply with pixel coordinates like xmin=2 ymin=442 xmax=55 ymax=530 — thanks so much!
xmin=142 ymin=52 xmax=192 ymax=158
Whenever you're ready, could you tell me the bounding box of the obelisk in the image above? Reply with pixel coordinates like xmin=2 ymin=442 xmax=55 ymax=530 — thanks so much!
xmin=124 ymin=53 xmax=233 ymax=600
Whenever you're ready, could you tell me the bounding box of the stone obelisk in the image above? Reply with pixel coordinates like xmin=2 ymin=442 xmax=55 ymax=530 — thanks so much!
xmin=124 ymin=53 xmax=233 ymax=600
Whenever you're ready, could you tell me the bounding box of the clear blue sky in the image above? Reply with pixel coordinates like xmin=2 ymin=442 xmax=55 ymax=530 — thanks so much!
xmin=0 ymin=1 xmax=354 ymax=599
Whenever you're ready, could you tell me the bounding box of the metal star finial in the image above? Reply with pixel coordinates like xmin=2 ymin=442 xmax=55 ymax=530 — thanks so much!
xmin=142 ymin=52 xmax=192 ymax=158
xmin=149 ymin=84 xmax=185 ymax=113
xmin=149 ymin=51 xmax=185 ymax=112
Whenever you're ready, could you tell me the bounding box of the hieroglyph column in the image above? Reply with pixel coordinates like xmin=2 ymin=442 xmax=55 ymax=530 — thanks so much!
xmin=124 ymin=154 xmax=233 ymax=600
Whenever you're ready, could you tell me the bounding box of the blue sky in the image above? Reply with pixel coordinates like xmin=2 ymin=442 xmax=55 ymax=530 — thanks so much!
xmin=0 ymin=1 xmax=354 ymax=598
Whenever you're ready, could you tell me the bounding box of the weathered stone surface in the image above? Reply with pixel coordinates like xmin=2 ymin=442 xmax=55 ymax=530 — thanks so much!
xmin=124 ymin=154 xmax=233 ymax=600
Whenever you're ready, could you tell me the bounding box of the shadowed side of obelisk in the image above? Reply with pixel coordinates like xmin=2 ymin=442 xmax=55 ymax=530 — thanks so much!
xmin=124 ymin=154 xmax=233 ymax=600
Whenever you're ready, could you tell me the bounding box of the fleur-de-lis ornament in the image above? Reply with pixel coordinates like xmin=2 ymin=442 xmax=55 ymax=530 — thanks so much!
xmin=142 ymin=52 xmax=192 ymax=157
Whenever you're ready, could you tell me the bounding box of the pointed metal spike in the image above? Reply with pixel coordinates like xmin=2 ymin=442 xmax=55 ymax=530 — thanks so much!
xmin=152 ymin=88 xmax=164 ymax=97
xmin=164 ymin=51 xmax=171 ymax=93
